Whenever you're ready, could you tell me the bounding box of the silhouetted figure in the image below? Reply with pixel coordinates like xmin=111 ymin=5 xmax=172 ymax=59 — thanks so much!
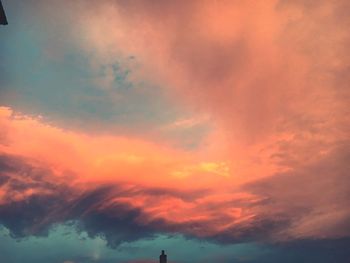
xmin=160 ymin=250 xmax=167 ymax=263
xmin=0 ymin=0 xmax=8 ymax=25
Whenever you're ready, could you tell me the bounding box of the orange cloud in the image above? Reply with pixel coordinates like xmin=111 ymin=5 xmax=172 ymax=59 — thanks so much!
xmin=0 ymin=107 xmax=213 ymax=187
xmin=1 ymin=101 xmax=349 ymax=242
xmin=1 ymin=0 xmax=349 ymax=244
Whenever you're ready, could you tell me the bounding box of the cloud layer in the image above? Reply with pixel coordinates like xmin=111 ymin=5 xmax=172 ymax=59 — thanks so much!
xmin=0 ymin=103 xmax=348 ymax=246
xmin=0 ymin=0 xmax=349 ymax=248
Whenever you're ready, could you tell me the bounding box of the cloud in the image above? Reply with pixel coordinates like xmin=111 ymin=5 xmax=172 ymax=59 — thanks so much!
xmin=0 ymin=152 xmax=160 ymax=245
xmin=59 ymin=0 xmax=347 ymax=145
xmin=34 ymin=0 xmax=348 ymax=179
xmin=246 ymin=143 xmax=350 ymax=240
xmin=0 ymin=0 xmax=349 ymax=248
xmin=0 ymin=110 xmax=349 ymax=245
xmin=0 ymin=33 xmax=349 ymax=242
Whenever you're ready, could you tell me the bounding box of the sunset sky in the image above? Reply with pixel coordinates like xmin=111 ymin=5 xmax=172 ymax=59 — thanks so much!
xmin=0 ymin=1 xmax=349 ymax=262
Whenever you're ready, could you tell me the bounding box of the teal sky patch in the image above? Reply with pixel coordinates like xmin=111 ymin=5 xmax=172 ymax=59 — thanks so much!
xmin=0 ymin=224 xmax=264 ymax=263
xmin=0 ymin=1 xmax=210 ymax=149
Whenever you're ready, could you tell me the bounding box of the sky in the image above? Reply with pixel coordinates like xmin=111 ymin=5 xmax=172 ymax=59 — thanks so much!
xmin=0 ymin=0 xmax=349 ymax=262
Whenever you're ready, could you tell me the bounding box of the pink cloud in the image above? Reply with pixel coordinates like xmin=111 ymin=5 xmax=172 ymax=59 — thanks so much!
xmin=0 ymin=0 xmax=349 ymax=244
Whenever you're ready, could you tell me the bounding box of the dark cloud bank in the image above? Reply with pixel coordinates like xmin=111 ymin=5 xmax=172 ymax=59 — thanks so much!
xmin=1 ymin=148 xmax=350 ymax=262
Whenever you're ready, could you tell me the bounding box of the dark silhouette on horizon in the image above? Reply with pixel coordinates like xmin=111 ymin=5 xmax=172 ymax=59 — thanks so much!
xmin=0 ymin=0 xmax=8 ymax=25
xmin=160 ymin=250 xmax=167 ymax=263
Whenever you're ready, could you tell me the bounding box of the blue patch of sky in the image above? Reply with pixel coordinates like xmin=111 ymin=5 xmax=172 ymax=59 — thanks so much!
xmin=0 ymin=224 xmax=266 ymax=263
xmin=1 ymin=224 xmax=349 ymax=263
xmin=0 ymin=1 xmax=209 ymax=149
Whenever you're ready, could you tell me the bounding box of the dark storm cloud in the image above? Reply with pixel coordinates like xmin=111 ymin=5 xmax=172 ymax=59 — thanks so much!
xmin=0 ymin=153 xmax=285 ymax=246
xmin=65 ymin=186 xmax=166 ymax=247
xmin=0 ymin=154 xmax=71 ymax=237
xmin=0 ymin=154 xmax=156 ymax=244
xmin=0 ymin=153 xmax=207 ymax=247
xmin=1 ymin=146 xmax=349 ymax=247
